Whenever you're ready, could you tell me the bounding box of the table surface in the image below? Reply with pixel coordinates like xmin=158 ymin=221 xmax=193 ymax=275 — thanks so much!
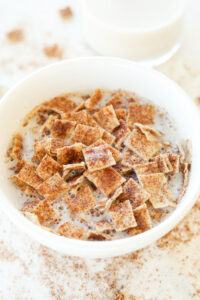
xmin=0 ymin=1 xmax=200 ymax=299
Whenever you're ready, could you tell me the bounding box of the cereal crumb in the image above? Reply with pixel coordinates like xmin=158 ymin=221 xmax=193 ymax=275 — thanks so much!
xmin=43 ymin=44 xmax=63 ymax=59
xmin=7 ymin=29 xmax=24 ymax=42
xmin=59 ymin=6 xmax=73 ymax=20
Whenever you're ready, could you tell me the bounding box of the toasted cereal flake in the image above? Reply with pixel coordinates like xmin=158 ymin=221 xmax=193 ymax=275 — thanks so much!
xmin=58 ymin=222 xmax=85 ymax=239
xmin=36 ymin=155 xmax=62 ymax=180
xmin=10 ymin=175 xmax=27 ymax=192
xmin=104 ymin=186 xmax=123 ymax=211
xmin=94 ymin=105 xmax=120 ymax=132
xmin=135 ymin=123 xmax=164 ymax=141
xmin=109 ymin=200 xmax=137 ymax=231
xmin=57 ymin=143 xmax=84 ymax=165
xmin=115 ymin=108 xmax=127 ymax=121
xmin=128 ymin=103 xmax=155 ymax=125
xmin=63 ymin=162 xmax=85 ymax=180
xmin=46 ymin=96 xmax=76 ymax=114
xmin=152 ymin=154 xmax=171 ymax=173
xmin=74 ymin=101 xmax=85 ymax=112
xmin=84 ymin=167 xmax=125 ymax=196
xmin=59 ymin=6 xmax=73 ymax=20
xmin=94 ymin=220 xmax=113 ymax=232
xmin=89 ymin=139 xmax=121 ymax=162
xmin=7 ymin=28 xmax=24 ymax=42
xmin=37 ymin=173 xmax=68 ymax=197
xmin=121 ymin=149 xmax=145 ymax=168
xmin=12 ymin=158 xmax=26 ymax=174
xmin=34 ymin=137 xmax=66 ymax=161
xmin=113 ymin=163 xmax=132 ymax=174
xmin=85 ymin=89 xmax=102 ymax=111
xmin=106 ymin=95 xmax=124 ymax=109
xmin=17 ymin=162 xmax=43 ymax=189
xmin=67 ymin=175 xmax=85 ymax=187
xmin=167 ymin=153 xmax=180 ymax=174
xmin=50 ymin=119 xmax=76 ymax=139
xmin=120 ymin=178 xmax=149 ymax=208
xmin=8 ymin=133 xmax=23 ymax=160
xmin=133 ymin=203 xmax=152 ymax=231
xmin=49 ymin=138 xmax=67 ymax=156
xmin=40 ymin=115 xmax=59 ymax=135
xmin=31 ymin=200 xmax=58 ymax=226
xmin=113 ymin=120 xmax=130 ymax=148
xmin=139 ymin=173 xmax=175 ymax=208
xmin=83 ymin=144 xmax=116 ymax=171
xmin=134 ymin=162 xmax=162 ymax=175
xmin=125 ymin=127 xmax=162 ymax=160
xmin=21 ymin=198 xmax=40 ymax=212
xmin=178 ymin=163 xmax=189 ymax=201
xmin=102 ymin=130 xmax=115 ymax=145
xmin=69 ymin=124 xmax=103 ymax=146
xmin=67 ymin=184 xmax=96 ymax=214
xmin=23 ymin=104 xmax=47 ymax=125
xmin=88 ymin=232 xmax=108 ymax=241
xmin=43 ymin=44 xmax=63 ymax=59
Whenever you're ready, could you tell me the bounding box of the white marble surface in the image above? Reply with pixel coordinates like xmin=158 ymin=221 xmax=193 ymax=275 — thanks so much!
xmin=0 ymin=0 xmax=200 ymax=299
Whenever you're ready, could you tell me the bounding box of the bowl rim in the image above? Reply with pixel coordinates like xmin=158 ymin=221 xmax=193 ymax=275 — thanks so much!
xmin=0 ymin=56 xmax=199 ymax=257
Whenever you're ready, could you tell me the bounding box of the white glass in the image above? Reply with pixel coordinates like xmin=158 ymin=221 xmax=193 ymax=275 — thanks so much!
xmin=80 ymin=0 xmax=187 ymax=66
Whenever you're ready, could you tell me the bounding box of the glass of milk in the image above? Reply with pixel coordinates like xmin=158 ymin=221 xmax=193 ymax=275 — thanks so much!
xmin=80 ymin=0 xmax=187 ymax=66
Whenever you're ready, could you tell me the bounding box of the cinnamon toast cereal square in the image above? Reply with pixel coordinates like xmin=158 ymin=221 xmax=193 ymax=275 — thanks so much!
xmin=36 ymin=155 xmax=62 ymax=180
xmin=106 ymin=95 xmax=124 ymax=109
xmin=121 ymin=149 xmax=145 ymax=167
xmin=133 ymin=203 xmax=152 ymax=231
xmin=83 ymin=144 xmax=116 ymax=171
xmin=51 ymin=119 xmax=76 ymax=139
xmin=85 ymin=88 xmax=102 ymax=111
xmin=139 ymin=173 xmax=175 ymax=209
xmin=37 ymin=173 xmax=68 ymax=198
xmin=57 ymin=143 xmax=84 ymax=164
xmin=94 ymin=220 xmax=113 ymax=232
xmin=109 ymin=200 xmax=137 ymax=231
xmin=128 ymin=103 xmax=155 ymax=125
xmin=46 ymin=96 xmax=76 ymax=114
xmin=8 ymin=133 xmax=23 ymax=160
xmin=69 ymin=124 xmax=103 ymax=146
xmin=125 ymin=127 xmax=162 ymax=160
xmin=57 ymin=222 xmax=86 ymax=239
xmin=115 ymin=108 xmax=127 ymax=121
xmin=31 ymin=199 xmax=59 ymax=226
xmin=84 ymin=167 xmax=125 ymax=196
xmin=94 ymin=105 xmax=120 ymax=132
xmin=134 ymin=162 xmax=161 ymax=175
xmin=67 ymin=184 xmax=96 ymax=214
xmin=17 ymin=162 xmax=43 ymax=189
xmin=113 ymin=120 xmax=130 ymax=148
xmin=89 ymin=139 xmax=121 ymax=162
xmin=120 ymin=178 xmax=149 ymax=208
xmin=102 ymin=130 xmax=115 ymax=145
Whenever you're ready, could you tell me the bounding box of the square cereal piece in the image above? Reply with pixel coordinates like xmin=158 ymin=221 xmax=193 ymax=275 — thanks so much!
xmin=69 ymin=124 xmax=103 ymax=146
xmin=57 ymin=222 xmax=86 ymax=239
xmin=36 ymin=155 xmax=62 ymax=180
xmin=104 ymin=186 xmax=123 ymax=211
xmin=48 ymin=138 xmax=67 ymax=156
xmin=37 ymin=173 xmax=68 ymax=198
xmin=64 ymin=110 xmax=88 ymax=125
xmin=115 ymin=108 xmax=127 ymax=121
xmin=21 ymin=197 xmax=41 ymax=212
xmin=83 ymin=144 xmax=116 ymax=171
xmin=102 ymin=130 xmax=115 ymax=145
xmin=8 ymin=133 xmax=23 ymax=160
xmin=40 ymin=115 xmax=59 ymax=136
xmin=50 ymin=119 xmax=76 ymax=139
xmin=120 ymin=178 xmax=149 ymax=208
xmin=106 ymin=95 xmax=124 ymax=109
xmin=67 ymin=184 xmax=96 ymax=214
xmin=152 ymin=154 xmax=171 ymax=173
xmin=89 ymin=139 xmax=121 ymax=162
xmin=135 ymin=123 xmax=164 ymax=141
xmin=34 ymin=137 xmax=67 ymax=161
xmin=139 ymin=173 xmax=175 ymax=209
xmin=94 ymin=220 xmax=113 ymax=232
xmin=109 ymin=200 xmax=137 ymax=231
xmin=133 ymin=203 xmax=152 ymax=231
xmin=57 ymin=143 xmax=85 ymax=164
xmin=125 ymin=127 xmax=162 ymax=160
xmin=128 ymin=103 xmax=155 ymax=125
xmin=113 ymin=120 xmax=130 ymax=148
xmin=46 ymin=95 xmax=76 ymax=114
xmin=85 ymin=88 xmax=103 ymax=111
xmin=121 ymin=149 xmax=145 ymax=168
xmin=63 ymin=162 xmax=86 ymax=179
xmin=113 ymin=163 xmax=132 ymax=174
xmin=84 ymin=167 xmax=125 ymax=196
xmin=17 ymin=162 xmax=43 ymax=189
xmin=94 ymin=105 xmax=120 ymax=132
xmin=167 ymin=153 xmax=180 ymax=174
xmin=31 ymin=199 xmax=59 ymax=226
xmin=134 ymin=162 xmax=162 ymax=175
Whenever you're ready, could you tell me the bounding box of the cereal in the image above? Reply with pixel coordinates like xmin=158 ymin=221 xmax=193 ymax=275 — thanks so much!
xmin=7 ymin=89 xmax=190 ymax=241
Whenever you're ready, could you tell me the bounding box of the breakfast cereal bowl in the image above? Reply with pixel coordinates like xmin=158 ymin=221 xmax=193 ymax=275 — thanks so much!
xmin=0 ymin=57 xmax=199 ymax=258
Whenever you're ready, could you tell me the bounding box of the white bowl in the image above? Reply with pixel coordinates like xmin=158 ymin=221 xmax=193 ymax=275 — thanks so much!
xmin=0 ymin=57 xmax=199 ymax=258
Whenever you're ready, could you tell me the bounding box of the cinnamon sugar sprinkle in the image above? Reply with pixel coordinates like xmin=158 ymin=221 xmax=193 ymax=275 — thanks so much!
xmin=6 ymin=89 xmax=191 ymax=241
